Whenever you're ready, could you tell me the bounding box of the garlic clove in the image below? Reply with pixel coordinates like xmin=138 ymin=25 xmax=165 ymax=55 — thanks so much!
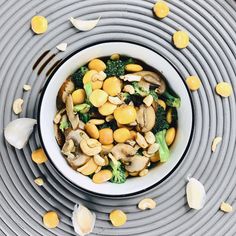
xmin=186 ymin=177 xmax=206 ymax=210
xmin=56 ymin=42 xmax=67 ymax=52
xmin=72 ymin=204 xmax=96 ymax=236
xmin=4 ymin=118 xmax=37 ymax=149
xmin=69 ymin=17 xmax=100 ymax=31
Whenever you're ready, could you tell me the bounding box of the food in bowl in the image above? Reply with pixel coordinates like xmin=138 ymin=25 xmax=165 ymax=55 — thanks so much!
xmin=53 ymin=54 xmax=181 ymax=184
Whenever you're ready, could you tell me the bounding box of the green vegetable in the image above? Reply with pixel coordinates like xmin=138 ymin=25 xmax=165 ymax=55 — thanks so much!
xmin=72 ymin=66 xmax=88 ymax=88
xmin=98 ymin=119 xmax=118 ymax=131
xmin=79 ymin=113 xmax=90 ymax=123
xmin=59 ymin=120 xmax=70 ymax=132
xmin=123 ymin=93 xmax=143 ymax=106
xmin=152 ymin=106 xmax=170 ymax=162
xmin=74 ymin=103 xmax=90 ymax=113
xmin=105 ymin=58 xmax=134 ymax=77
xmin=132 ymin=82 xmax=149 ymax=96
xmin=149 ymin=90 xmax=159 ymax=102
xmin=170 ymin=108 xmax=178 ymax=126
xmin=161 ymin=90 xmax=181 ymax=108
xmin=84 ymin=82 xmax=93 ymax=99
xmin=109 ymin=160 xmax=126 ymax=184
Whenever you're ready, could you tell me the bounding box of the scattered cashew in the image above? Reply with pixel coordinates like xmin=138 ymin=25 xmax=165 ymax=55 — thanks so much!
xmin=13 ymin=98 xmax=24 ymax=114
xmin=88 ymin=119 xmax=105 ymax=125
xmin=220 ymin=202 xmax=233 ymax=213
xmin=145 ymin=131 xmax=156 ymax=144
xmin=138 ymin=198 xmax=156 ymax=210
xmin=80 ymin=138 xmax=102 ymax=156
xmin=211 ymin=137 xmax=222 ymax=152
xmin=23 ymin=84 xmax=31 ymax=91
xmin=136 ymin=132 xmax=148 ymax=149
xmin=91 ymin=71 xmax=107 ymax=81
xmin=120 ymin=74 xmax=142 ymax=82
xmin=108 ymin=96 xmax=123 ymax=105
xmin=94 ymin=154 xmax=105 ymax=166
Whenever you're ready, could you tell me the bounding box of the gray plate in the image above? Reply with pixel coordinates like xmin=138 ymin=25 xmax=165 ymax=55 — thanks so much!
xmin=0 ymin=0 xmax=236 ymax=235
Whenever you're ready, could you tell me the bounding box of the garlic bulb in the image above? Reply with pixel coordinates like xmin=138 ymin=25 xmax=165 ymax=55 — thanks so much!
xmin=186 ymin=177 xmax=206 ymax=210
xmin=4 ymin=118 xmax=37 ymax=149
xmin=72 ymin=204 xmax=96 ymax=236
xmin=69 ymin=17 xmax=100 ymax=31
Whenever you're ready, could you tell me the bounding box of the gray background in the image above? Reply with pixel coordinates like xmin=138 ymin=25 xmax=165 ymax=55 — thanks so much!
xmin=0 ymin=0 xmax=236 ymax=235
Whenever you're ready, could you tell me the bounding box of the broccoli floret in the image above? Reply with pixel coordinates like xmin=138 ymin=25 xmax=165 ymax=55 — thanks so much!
xmin=161 ymin=90 xmax=181 ymax=108
xmin=168 ymin=108 xmax=178 ymax=126
xmin=74 ymin=103 xmax=90 ymax=113
xmin=149 ymin=89 xmax=159 ymax=102
xmin=132 ymin=82 xmax=149 ymax=96
xmin=105 ymin=58 xmax=134 ymax=77
xmin=109 ymin=160 xmax=126 ymax=184
xmin=84 ymin=82 xmax=93 ymax=99
xmin=79 ymin=113 xmax=90 ymax=123
xmin=122 ymin=93 xmax=143 ymax=106
xmin=152 ymin=106 xmax=170 ymax=162
xmin=59 ymin=120 xmax=70 ymax=132
xmin=98 ymin=119 xmax=118 ymax=131
xmin=72 ymin=66 xmax=88 ymax=88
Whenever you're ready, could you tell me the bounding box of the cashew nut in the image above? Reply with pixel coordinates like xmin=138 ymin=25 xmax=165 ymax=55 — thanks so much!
xmin=108 ymin=96 xmax=123 ymax=105
xmin=220 ymin=202 xmax=233 ymax=213
xmin=144 ymin=131 xmax=156 ymax=144
xmin=138 ymin=198 xmax=156 ymax=210
xmin=13 ymin=98 xmax=24 ymax=114
xmin=23 ymin=84 xmax=31 ymax=91
xmin=211 ymin=136 xmax=222 ymax=152
xmin=120 ymin=74 xmax=142 ymax=82
xmin=139 ymin=169 xmax=148 ymax=177
xmin=88 ymin=119 xmax=105 ymax=125
xmin=105 ymin=115 xmax=114 ymax=122
xmin=91 ymin=71 xmax=107 ymax=81
xmin=125 ymin=140 xmax=136 ymax=147
xmin=136 ymin=132 xmax=148 ymax=149
xmin=143 ymin=95 xmax=153 ymax=107
xmin=123 ymin=85 xmax=135 ymax=94
xmin=136 ymin=105 xmax=155 ymax=132
xmin=80 ymin=138 xmax=102 ymax=156
xmin=147 ymin=143 xmax=160 ymax=154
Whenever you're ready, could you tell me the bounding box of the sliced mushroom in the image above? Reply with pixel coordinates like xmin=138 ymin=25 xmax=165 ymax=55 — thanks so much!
xmin=111 ymin=144 xmax=136 ymax=161
xmin=54 ymin=124 xmax=65 ymax=147
xmin=125 ymin=155 xmax=149 ymax=172
xmin=67 ymin=153 xmax=91 ymax=169
xmin=80 ymin=138 xmax=102 ymax=156
xmin=62 ymin=139 xmax=75 ymax=155
xmin=136 ymin=105 xmax=156 ymax=132
xmin=66 ymin=94 xmax=80 ymax=130
xmin=57 ymin=78 xmax=75 ymax=109
xmin=66 ymin=129 xmax=89 ymax=146
xmin=134 ymin=71 xmax=166 ymax=94
xmin=54 ymin=108 xmax=66 ymax=124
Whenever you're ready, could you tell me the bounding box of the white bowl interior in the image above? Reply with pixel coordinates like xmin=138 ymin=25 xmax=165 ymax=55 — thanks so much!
xmin=39 ymin=42 xmax=193 ymax=196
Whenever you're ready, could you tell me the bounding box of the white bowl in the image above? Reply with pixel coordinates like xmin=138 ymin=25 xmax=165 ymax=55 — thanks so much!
xmin=39 ymin=42 xmax=193 ymax=197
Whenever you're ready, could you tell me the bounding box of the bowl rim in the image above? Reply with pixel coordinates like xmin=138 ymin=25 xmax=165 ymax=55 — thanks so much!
xmin=37 ymin=41 xmax=194 ymax=198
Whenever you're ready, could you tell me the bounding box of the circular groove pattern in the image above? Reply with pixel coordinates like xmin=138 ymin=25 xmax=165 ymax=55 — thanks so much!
xmin=0 ymin=0 xmax=236 ymax=235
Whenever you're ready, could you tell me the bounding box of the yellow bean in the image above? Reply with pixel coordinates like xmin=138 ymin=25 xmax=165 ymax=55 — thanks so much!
xmin=166 ymin=109 xmax=172 ymax=124
xmin=114 ymin=105 xmax=137 ymax=124
xmin=84 ymin=123 xmax=99 ymax=139
xmin=88 ymin=59 xmax=106 ymax=72
xmin=215 ymin=82 xmax=232 ymax=97
xmin=78 ymin=158 xmax=98 ymax=175
xmin=72 ymin=89 xmax=85 ymax=104
xmin=99 ymin=128 xmax=114 ymax=145
xmin=150 ymin=152 xmax=160 ymax=162
xmin=186 ymin=76 xmax=201 ymax=91
xmin=89 ymin=89 xmax=108 ymax=107
xmin=31 ymin=16 xmax=48 ymax=34
xmin=32 ymin=148 xmax=48 ymax=164
xmin=103 ymin=77 xmax=122 ymax=96
xmin=125 ymin=64 xmax=143 ymax=72
xmin=43 ymin=211 xmax=59 ymax=228
xmin=173 ymin=31 xmax=190 ymax=49
xmin=153 ymin=1 xmax=170 ymax=19
xmin=165 ymin=127 xmax=176 ymax=146
xmin=92 ymin=169 xmax=112 ymax=184
xmin=98 ymin=102 xmax=117 ymax=116
xmin=114 ymin=128 xmax=131 ymax=143
xmin=110 ymin=53 xmax=120 ymax=60
xmin=157 ymin=99 xmax=166 ymax=110
xmin=109 ymin=210 xmax=127 ymax=227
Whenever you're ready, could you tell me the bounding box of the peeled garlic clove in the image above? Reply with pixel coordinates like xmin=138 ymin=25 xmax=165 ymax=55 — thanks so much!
xmin=69 ymin=17 xmax=100 ymax=31
xmin=4 ymin=118 xmax=37 ymax=149
xmin=56 ymin=43 xmax=67 ymax=52
xmin=186 ymin=178 xmax=206 ymax=210
xmin=72 ymin=204 xmax=96 ymax=236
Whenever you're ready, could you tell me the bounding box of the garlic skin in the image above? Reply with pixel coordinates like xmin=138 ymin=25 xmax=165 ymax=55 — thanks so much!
xmin=72 ymin=204 xmax=96 ymax=236
xmin=4 ymin=118 xmax=37 ymax=149
xmin=186 ymin=177 xmax=206 ymax=210
xmin=69 ymin=17 xmax=100 ymax=31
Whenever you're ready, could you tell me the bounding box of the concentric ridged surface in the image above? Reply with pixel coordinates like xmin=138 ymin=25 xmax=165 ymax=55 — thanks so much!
xmin=0 ymin=0 xmax=236 ymax=235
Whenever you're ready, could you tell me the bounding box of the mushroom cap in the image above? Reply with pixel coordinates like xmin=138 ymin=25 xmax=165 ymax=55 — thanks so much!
xmin=66 ymin=129 xmax=89 ymax=146
xmin=80 ymin=139 xmax=102 ymax=156
xmin=111 ymin=143 xmax=136 ymax=161
xmin=134 ymin=71 xmax=166 ymax=95
xmin=66 ymin=94 xmax=80 ymax=130
xmin=125 ymin=155 xmax=149 ymax=172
